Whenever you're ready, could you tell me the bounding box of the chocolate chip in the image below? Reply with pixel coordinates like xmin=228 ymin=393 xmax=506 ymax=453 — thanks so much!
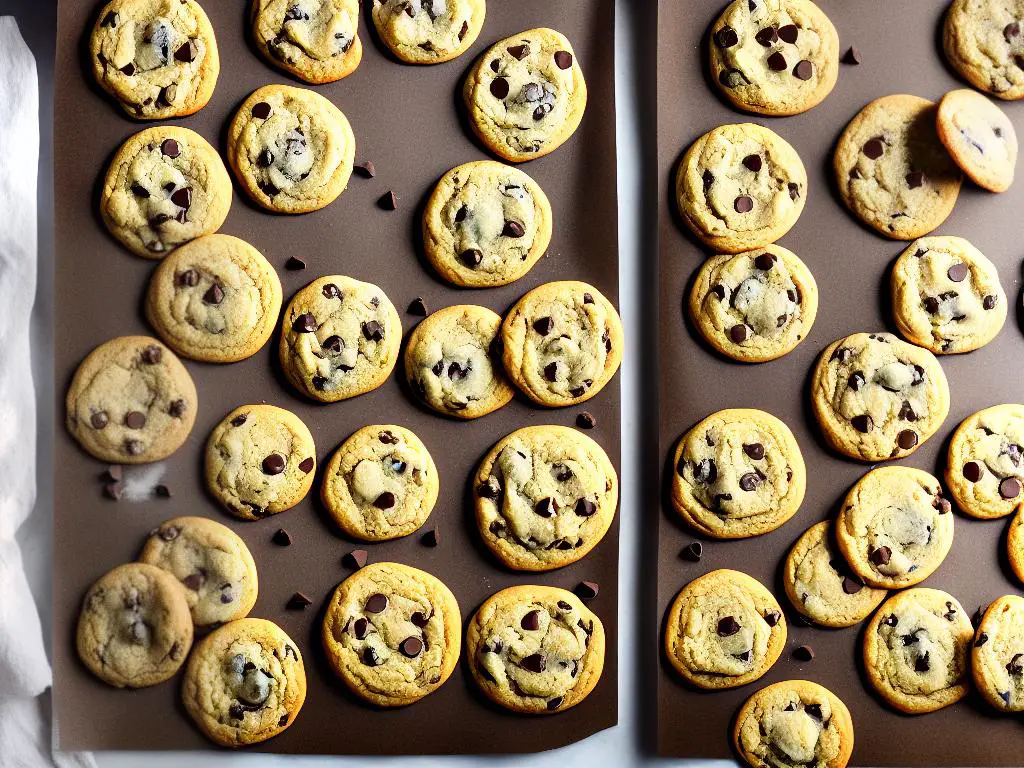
xmin=1006 ymin=22 xmax=1021 ymax=41
xmin=460 ymin=249 xmax=483 ymax=267
xmin=717 ymin=616 xmax=740 ymax=636
xmin=411 ymin=611 xmax=429 ymax=628
xmin=287 ymin=592 xmax=312 ymax=610
xmin=739 ymin=472 xmax=762 ymax=492
xmin=478 ymin=477 xmax=501 ymax=498
xmin=174 ymin=41 xmax=197 ymax=62
xmin=793 ymin=645 xmax=815 ymax=661
xmin=963 ymin=461 xmax=983 ymax=482
xmin=741 ymin=443 xmax=764 ymax=461
xmin=883 ymin=614 xmax=898 ymax=627
xmin=284 ymin=256 xmax=306 ymax=271
xmin=533 ymin=316 xmax=554 ymax=335
xmin=534 ymin=498 xmax=555 ymax=517
xmin=1000 ymin=478 xmax=1022 ymax=499
xmin=272 ymin=529 xmax=291 ymax=546
xmin=851 ymin=414 xmax=873 ymax=433
xmin=575 ymin=581 xmax=599 ymax=601
xmin=157 ymin=85 xmax=176 ymax=107
xmin=734 ymin=195 xmax=754 ymax=213
xmin=763 ymin=611 xmax=781 ymax=627
xmin=804 ymin=703 xmax=823 ymax=720
xmin=870 ymin=546 xmax=892 ymax=566
xmin=323 ymin=284 xmax=341 ymax=300
xmin=935 ymin=496 xmax=952 ymax=515
xmin=160 ymin=139 xmax=180 ymax=158
xmin=576 ymin=411 xmax=597 ymax=429
xmin=365 ymin=593 xmax=388 ymax=614
xmin=842 ymin=576 xmax=863 ymax=595
xmin=897 ymin=430 xmax=919 ymax=450
xmin=251 ymin=102 xmax=272 ymax=119
xmin=742 ymin=155 xmax=763 ymax=174
xmin=863 ymin=138 xmax=884 ymax=159
xmin=754 ymin=26 xmax=778 ymax=46
xmin=363 ymin=321 xmax=385 ymax=341
xmin=975 ymin=632 xmax=989 ymax=647
xmin=408 ymin=297 xmax=428 ymax=316
xmin=715 ymin=26 xmax=739 ymax=48
xmin=947 ymin=262 xmax=969 ymax=282
xmin=154 ymin=484 xmax=171 ymax=498
xmin=378 ymin=191 xmax=398 ymax=210
xmin=547 ymin=696 xmax=564 ymax=710
xmin=767 ymin=51 xmax=787 ymax=71
xmin=778 ymin=24 xmax=799 ymax=43
xmin=521 ymin=653 xmax=546 ymax=672
xmin=521 ymin=610 xmax=542 ymax=631
xmin=507 ymin=44 xmax=528 ymax=60
xmin=729 ymin=324 xmax=749 ymax=343
xmin=292 ymin=313 xmax=316 ymax=333
xmin=421 ymin=528 xmax=439 ymax=547
xmin=544 ymin=361 xmax=560 ymax=381
xmin=298 ymin=457 xmax=314 ymax=474
xmin=1007 ymin=654 xmax=1024 ymax=675
xmin=693 ymin=458 xmax=717 ymax=484
xmin=915 ymin=652 xmax=931 ymax=673
xmin=793 ymin=60 xmax=813 ymax=80
xmin=101 ymin=11 xmax=118 ymax=27
xmin=503 ymin=220 xmax=526 ymax=238
xmin=362 ymin=647 xmax=382 ymax=667
xmin=354 ymin=160 xmax=376 ymax=178
xmin=374 ymin=492 xmax=396 ymax=510
xmin=983 ymin=294 xmax=998 ymax=310
xmin=575 ymin=499 xmax=597 ymax=517
xmin=554 ymin=51 xmax=573 ymax=69
xmin=103 ymin=481 xmax=124 ymax=500
xmin=681 ymin=542 xmax=703 ymax=561
xmin=842 ymin=46 xmax=861 ymax=65
xmin=352 ymin=618 xmax=368 ymax=639
xmin=120 ymin=62 xmax=135 ymax=76
xmin=124 ymin=411 xmax=146 ymax=430
xmin=400 ymin=636 xmax=423 ymax=657
xmin=202 ymin=283 xmax=224 ymax=305
xmin=753 ymin=252 xmax=775 ymax=271
xmin=103 ymin=465 xmax=123 ymax=483
xmin=490 ymin=77 xmax=510 ymax=99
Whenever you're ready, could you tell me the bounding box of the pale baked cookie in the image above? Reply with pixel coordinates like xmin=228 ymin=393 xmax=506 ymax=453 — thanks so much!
xmin=467 ymin=585 xmax=604 ymax=714
xmin=422 ymin=161 xmax=552 ymax=288
xmin=664 ymin=569 xmax=786 ymax=690
xmin=66 ymin=336 xmax=197 ymax=464
xmin=783 ymin=521 xmax=887 ymax=628
xmin=279 ymin=276 xmax=402 ymax=402
xmin=671 ymin=409 xmax=806 ymax=539
xmin=972 ymin=594 xmax=1024 ymax=711
xmin=937 ymin=88 xmax=1018 ymax=191
xmin=835 ymin=467 xmax=954 ymax=590
xmin=474 ymin=425 xmax=617 ymax=572
xmin=676 ymin=123 xmax=806 ymax=253
xmin=944 ymin=0 xmax=1024 ymax=100
xmin=76 ymin=562 xmax=193 ymax=688
xmin=322 ymin=562 xmax=461 ymax=707
xmin=863 ymin=588 xmax=973 ymax=713
xmin=733 ymin=680 xmax=855 ymax=768
xmin=251 ymin=0 xmax=362 ymax=84
xmin=182 ymin=618 xmax=306 ymax=746
xmin=709 ymin=0 xmax=840 ymax=116
xmin=945 ymin=404 xmax=1024 ymax=519
xmin=146 ymin=234 xmax=283 ymax=363
xmin=321 ymin=425 xmax=439 ymax=541
xmin=833 ymin=95 xmax=962 ymax=240
xmin=226 ymin=85 xmax=355 ymax=214
xmin=891 ymin=236 xmax=1007 ymax=354
xmin=139 ymin=516 xmax=258 ymax=627
xmin=205 ymin=405 xmax=316 ymax=521
xmin=811 ymin=332 xmax=950 ymax=462
xmin=90 ymin=0 xmax=219 ymax=119
xmin=463 ymin=28 xmax=587 ymax=162
xmin=1009 ymin=507 xmax=1024 ymax=583
xmin=501 ymin=281 xmax=623 ymax=407
xmin=689 ymin=245 xmax=818 ymax=362
xmin=371 ymin=0 xmax=485 ymax=64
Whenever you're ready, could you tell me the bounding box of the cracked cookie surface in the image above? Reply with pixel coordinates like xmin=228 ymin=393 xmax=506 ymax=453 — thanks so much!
xmin=371 ymin=0 xmax=484 ymax=64
xmin=937 ymin=88 xmax=1018 ymax=191
xmin=972 ymin=594 xmax=1024 ymax=711
xmin=946 ymin=404 xmax=1024 ymax=519
xmin=251 ymin=0 xmax=362 ymax=83
xmin=944 ymin=0 xmax=1024 ymax=100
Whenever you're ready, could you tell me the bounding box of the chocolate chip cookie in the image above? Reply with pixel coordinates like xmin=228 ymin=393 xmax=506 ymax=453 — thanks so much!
xmin=1009 ymin=507 xmax=1024 ymax=584
xmin=464 ymin=28 xmax=587 ymax=162
xmin=76 ymin=562 xmax=193 ymax=688
xmin=675 ymin=123 xmax=807 ymax=253
xmin=670 ymin=409 xmax=806 ymax=539
xmin=474 ymin=425 xmax=617 ymax=572
xmin=371 ymin=0 xmax=485 ymax=64
xmin=322 ymin=562 xmax=461 ymax=707
xmin=66 ymin=336 xmax=197 ymax=464
xmin=467 ymin=584 xmax=605 ymax=714
xmin=664 ymin=569 xmax=787 ymax=690
xmin=251 ymin=0 xmax=362 ymax=84
xmin=972 ymin=594 xmax=1024 ymax=711
xmin=937 ymin=88 xmax=1018 ymax=191
xmin=810 ymin=332 xmax=950 ymax=462
xmin=944 ymin=0 xmax=1024 ymax=100
xmin=946 ymin=404 xmax=1024 ymax=519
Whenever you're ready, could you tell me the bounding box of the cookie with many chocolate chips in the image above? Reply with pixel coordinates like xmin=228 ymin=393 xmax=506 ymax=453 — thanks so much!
xmin=708 ymin=0 xmax=840 ymax=116
xmin=467 ymin=584 xmax=604 ymax=714
xmin=463 ymin=28 xmax=587 ymax=162
xmin=1010 ymin=507 xmax=1024 ymax=584
xmin=664 ymin=569 xmax=787 ymax=690
xmin=944 ymin=0 xmax=1024 ymax=100
xmin=423 ymin=160 xmax=552 ymax=288
xmin=182 ymin=618 xmax=306 ymax=746
xmin=863 ymin=588 xmax=973 ymax=713
xmin=945 ymin=404 xmax=1024 ymax=519
xmin=100 ymin=127 xmax=232 ymax=259
xmin=675 ymin=123 xmax=807 ymax=253
xmin=321 ymin=424 xmax=439 ymax=541
xmin=811 ymin=332 xmax=950 ymax=462
xmin=76 ymin=562 xmax=193 ymax=688
xmin=89 ymin=0 xmax=219 ymax=119
xmin=937 ymin=88 xmax=1018 ymax=191
xmin=833 ymin=95 xmax=962 ymax=240
xmin=251 ymin=0 xmax=362 ymax=84
xmin=66 ymin=336 xmax=197 ymax=464
xmin=321 ymin=562 xmax=461 ymax=707
xmin=371 ymin=0 xmax=485 ymax=64
xmin=972 ymin=594 xmax=1024 ymax=711
xmin=891 ymin=236 xmax=1007 ymax=354
xmin=671 ymin=409 xmax=806 ymax=539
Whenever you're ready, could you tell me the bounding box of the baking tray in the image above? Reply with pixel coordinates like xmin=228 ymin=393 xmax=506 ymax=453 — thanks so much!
xmin=52 ymin=0 xmax=619 ymax=754
xmin=657 ymin=0 xmax=1024 ymax=763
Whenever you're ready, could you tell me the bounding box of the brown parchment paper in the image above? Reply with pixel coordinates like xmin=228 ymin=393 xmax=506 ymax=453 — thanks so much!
xmin=658 ymin=0 xmax=1024 ymax=763
xmin=52 ymin=0 xmax=619 ymax=754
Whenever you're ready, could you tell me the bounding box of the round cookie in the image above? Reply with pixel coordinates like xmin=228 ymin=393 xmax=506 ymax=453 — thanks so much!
xmin=463 ymin=28 xmax=587 ymax=162
xmin=891 ymin=236 xmax=1007 ymax=354
xmin=709 ymin=0 xmax=840 ymax=117
xmin=251 ymin=0 xmax=362 ymax=84
xmin=405 ymin=305 xmax=514 ymax=419
xmin=279 ymin=275 xmax=402 ymax=403
xmin=226 ymin=85 xmax=355 ymax=214
xmin=863 ymin=588 xmax=973 ymax=714
xmin=835 ymin=467 xmax=954 ymax=590
xmin=689 ymin=244 xmax=819 ymax=363
xmin=670 ymin=409 xmax=806 ymax=539
xmin=501 ymin=281 xmax=623 ymax=407
xmin=76 ymin=562 xmax=193 ymax=688
xmin=810 ymin=332 xmax=950 ymax=462
xmin=664 ymin=569 xmax=786 ymax=690
xmin=474 ymin=425 xmax=618 ymax=572
xmin=139 ymin=516 xmax=259 ymax=627
xmin=675 ymin=123 xmax=807 ymax=253
xmin=182 ymin=618 xmax=306 ymax=746
xmin=945 ymin=404 xmax=1024 ymax=519
xmin=944 ymin=0 xmax=1024 ymax=100
xmin=205 ymin=405 xmax=316 ymax=521
xmin=467 ymin=584 xmax=604 ymax=714
xmin=783 ymin=521 xmax=887 ymax=628
xmin=146 ymin=234 xmax=283 ymax=363
xmin=89 ymin=0 xmax=219 ymax=120
xmin=937 ymin=88 xmax=1018 ymax=191
xmin=321 ymin=425 xmax=439 ymax=542
xmin=422 ymin=160 xmax=552 ymax=288
xmin=833 ymin=94 xmax=962 ymax=240
xmin=1010 ymin=507 xmax=1024 ymax=584
xmin=66 ymin=336 xmax=197 ymax=464
xmin=371 ymin=0 xmax=485 ymax=64
xmin=972 ymin=594 xmax=1024 ymax=711
xmin=322 ymin=562 xmax=461 ymax=707
xmin=733 ymin=680 xmax=855 ymax=768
